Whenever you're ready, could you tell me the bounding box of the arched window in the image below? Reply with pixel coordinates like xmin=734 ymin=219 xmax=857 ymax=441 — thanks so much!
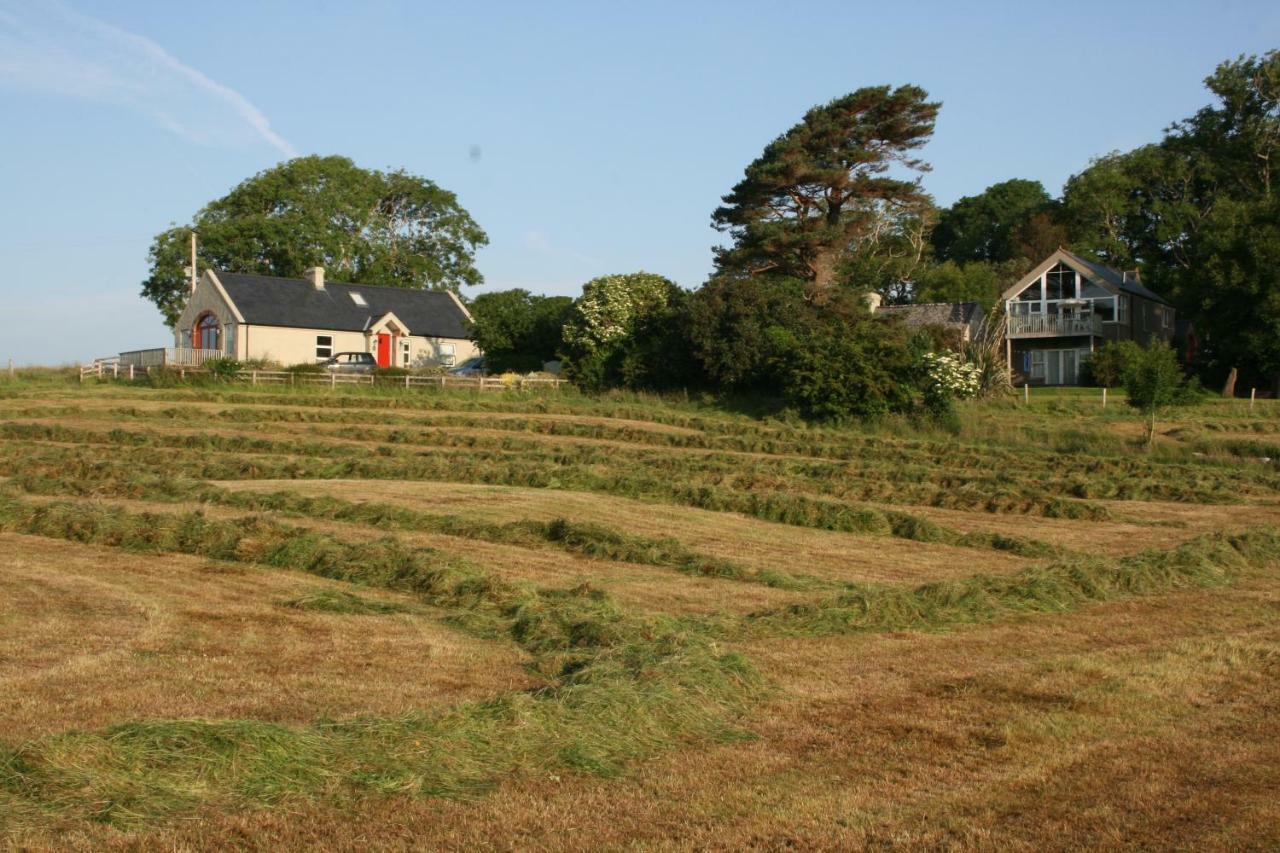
xmin=194 ymin=313 xmax=220 ymax=350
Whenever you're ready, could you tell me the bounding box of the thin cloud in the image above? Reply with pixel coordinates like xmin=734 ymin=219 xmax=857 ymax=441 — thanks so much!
xmin=0 ymin=1 xmax=296 ymax=157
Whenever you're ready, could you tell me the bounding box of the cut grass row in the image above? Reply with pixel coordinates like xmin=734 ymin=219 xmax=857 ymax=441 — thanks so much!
xmin=4 ymin=419 xmax=1256 ymax=516
xmin=3 ymin=490 xmax=1278 ymax=830
xmin=6 ymin=451 xmax=1063 ymax=562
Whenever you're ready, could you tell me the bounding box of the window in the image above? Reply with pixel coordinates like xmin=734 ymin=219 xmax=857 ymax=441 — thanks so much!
xmin=1044 ymin=263 xmax=1076 ymax=301
xmin=1014 ymin=276 xmax=1043 ymax=303
xmin=1029 ymin=351 xmax=1046 ymax=380
xmin=1094 ymin=297 xmax=1116 ymax=323
xmin=316 ymin=335 xmax=333 ymax=359
xmin=349 ymin=292 xmax=367 ymax=307
xmin=195 ymin=313 xmax=220 ymax=350
xmin=439 ymin=342 xmax=456 ymax=367
xmin=401 ymin=339 xmax=411 ymax=368
xmin=1117 ymin=295 xmax=1130 ymax=324
xmin=224 ymin=323 xmax=236 ymax=356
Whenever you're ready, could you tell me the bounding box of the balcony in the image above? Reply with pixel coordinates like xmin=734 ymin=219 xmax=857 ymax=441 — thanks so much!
xmin=117 ymin=347 xmax=225 ymax=368
xmin=1006 ymin=313 xmax=1104 ymax=338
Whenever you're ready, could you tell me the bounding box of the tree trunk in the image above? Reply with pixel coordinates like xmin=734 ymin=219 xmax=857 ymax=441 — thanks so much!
xmin=1147 ymin=409 xmax=1157 ymax=448
xmin=1222 ymin=367 xmax=1238 ymax=398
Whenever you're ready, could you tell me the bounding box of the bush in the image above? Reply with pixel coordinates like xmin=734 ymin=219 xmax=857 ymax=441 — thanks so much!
xmin=203 ymin=357 xmax=242 ymax=381
xmin=1082 ymin=340 xmax=1140 ymax=388
xmin=769 ymin=296 xmax=920 ymax=421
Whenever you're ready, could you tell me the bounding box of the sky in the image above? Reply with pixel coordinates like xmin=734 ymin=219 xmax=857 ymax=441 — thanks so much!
xmin=1 ymin=0 xmax=1277 ymax=365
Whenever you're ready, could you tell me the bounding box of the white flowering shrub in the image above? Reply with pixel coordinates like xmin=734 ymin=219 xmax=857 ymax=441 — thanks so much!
xmin=921 ymin=351 xmax=980 ymax=400
xmin=562 ymin=272 xmax=677 ymax=356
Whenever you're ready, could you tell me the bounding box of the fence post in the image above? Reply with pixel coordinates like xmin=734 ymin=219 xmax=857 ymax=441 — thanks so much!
xmin=1023 ymin=383 xmax=1029 ymax=404
xmin=330 ymin=371 xmax=336 ymax=390
xmin=129 ymin=364 xmax=134 ymax=381
xmin=1251 ymin=387 xmax=1256 ymax=413
xmin=1102 ymin=387 xmax=1107 ymax=409
xmin=7 ymin=358 xmax=13 ymax=380
xmin=252 ymin=370 xmax=257 ymax=386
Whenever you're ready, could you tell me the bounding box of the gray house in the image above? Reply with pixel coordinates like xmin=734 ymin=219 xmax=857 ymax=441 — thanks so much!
xmin=870 ymin=248 xmax=1177 ymax=387
xmin=1002 ymin=249 xmax=1174 ymax=386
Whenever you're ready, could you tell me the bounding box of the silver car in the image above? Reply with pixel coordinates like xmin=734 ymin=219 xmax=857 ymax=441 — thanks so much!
xmin=323 ymin=352 xmax=377 ymax=373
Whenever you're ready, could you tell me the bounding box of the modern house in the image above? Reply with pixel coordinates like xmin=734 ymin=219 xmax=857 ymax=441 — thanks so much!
xmin=870 ymin=248 xmax=1177 ymax=386
xmin=130 ymin=267 xmax=480 ymax=369
xmin=1002 ymin=249 xmax=1175 ymax=386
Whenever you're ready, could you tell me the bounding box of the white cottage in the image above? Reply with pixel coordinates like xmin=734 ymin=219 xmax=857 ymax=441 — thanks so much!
xmin=172 ymin=267 xmax=480 ymax=369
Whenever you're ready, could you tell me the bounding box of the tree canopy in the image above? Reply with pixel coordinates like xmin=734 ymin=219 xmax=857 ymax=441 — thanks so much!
xmin=931 ymin=179 xmax=1053 ymax=263
xmin=711 ymin=86 xmax=940 ymax=297
xmin=1063 ymin=50 xmax=1280 ymax=387
xmin=468 ymin=289 xmax=573 ymax=373
xmin=142 ymin=155 xmax=488 ymax=325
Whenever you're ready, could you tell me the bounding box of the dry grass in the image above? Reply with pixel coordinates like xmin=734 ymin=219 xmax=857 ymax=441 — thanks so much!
xmin=0 ymin=533 xmax=534 ymax=741
xmin=4 ymin=383 xmax=1280 ymax=849
xmin=223 ymin=479 xmax=1036 ymax=584
xmin=20 ymin=575 xmax=1278 ymax=851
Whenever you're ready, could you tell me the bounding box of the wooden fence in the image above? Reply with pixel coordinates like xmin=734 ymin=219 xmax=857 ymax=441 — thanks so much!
xmin=77 ymin=362 xmax=565 ymax=392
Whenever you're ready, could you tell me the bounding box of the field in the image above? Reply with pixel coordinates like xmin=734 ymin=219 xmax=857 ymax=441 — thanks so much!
xmin=2 ymin=373 xmax=1279 ymax=850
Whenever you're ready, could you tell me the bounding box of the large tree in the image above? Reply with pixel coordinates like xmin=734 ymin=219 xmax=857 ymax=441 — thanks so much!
xmin=711 ymin=86 xmax=940 ymax=298
xmin=468 ymin=289 xmax=573 ymax=373
xmin=142 ymin=155 xmax=488 ymax=325
xmin=931 ymin=178 xmax=1053 ymax=263
xmin=1064 ymin=50 xmax=1280 ymax=386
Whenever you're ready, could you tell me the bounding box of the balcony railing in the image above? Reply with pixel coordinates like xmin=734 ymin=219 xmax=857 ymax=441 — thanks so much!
xmin=1006 ymin=313 xmax=1104 ymax=338
xmin=118 ymin=347 xmax=225 ymax=367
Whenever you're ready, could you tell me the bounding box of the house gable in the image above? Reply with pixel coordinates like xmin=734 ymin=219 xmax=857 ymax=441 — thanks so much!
xmin=1001 ymin=250 xmax=1119 ymax=303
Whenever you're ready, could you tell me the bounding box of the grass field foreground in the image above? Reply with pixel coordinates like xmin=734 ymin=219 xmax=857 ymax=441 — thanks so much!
xmin=1 ymin=375 xmax=1278 ymax=848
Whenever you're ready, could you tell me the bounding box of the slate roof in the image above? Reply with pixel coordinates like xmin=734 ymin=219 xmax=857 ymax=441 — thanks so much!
xmin=1058 ymin=249 xmax=1171 ymax=305
xmin=876 ymin=301 xmax=983 ymax=328
xmin=214 ymin=271 xmax=473 ymax=339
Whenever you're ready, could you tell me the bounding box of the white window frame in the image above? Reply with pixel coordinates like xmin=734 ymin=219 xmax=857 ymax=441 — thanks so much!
xmin=438 ymin=341 xmax=456 ymax=368
xmin=401 ymin=338 xmax=411 ymax=367
xmin=316 ymin=335 xmax=333 ymax=360
xmin=224 ymin=323 xmax=237 ymax=357
xmin=1117 ymin=295 xmax=1130 ymax=324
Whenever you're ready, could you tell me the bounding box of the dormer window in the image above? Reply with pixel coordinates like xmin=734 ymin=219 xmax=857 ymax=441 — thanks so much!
xmin=349 ymin=292 xmax=367 ymax=307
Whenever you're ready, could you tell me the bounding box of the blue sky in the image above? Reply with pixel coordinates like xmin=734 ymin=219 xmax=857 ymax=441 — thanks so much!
xmin=2 ymin=0 xmax=1277 ymax=365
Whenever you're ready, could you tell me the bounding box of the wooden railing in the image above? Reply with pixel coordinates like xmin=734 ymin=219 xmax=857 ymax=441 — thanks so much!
xmin=117 ymin=347 xmax=224 ymax=367
xmin=1006 ymin=313 xmax=1104 ymax=337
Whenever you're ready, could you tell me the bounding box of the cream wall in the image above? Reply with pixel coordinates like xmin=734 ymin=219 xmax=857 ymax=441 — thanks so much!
xmin=172 ymin=273 xmax=481 ymax=367
xmin=238 ymin=324 xmax=480 ymax=368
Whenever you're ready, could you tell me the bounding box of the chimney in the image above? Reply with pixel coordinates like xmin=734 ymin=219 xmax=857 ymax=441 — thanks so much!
xmin=305 ymin=266 xmax=325 ymax=290
xmin=863 ymin=291 xmax=883 ymax=312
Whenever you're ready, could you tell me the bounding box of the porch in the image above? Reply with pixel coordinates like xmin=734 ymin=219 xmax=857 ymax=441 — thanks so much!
xmin=117 ymin=347 xmax=225 ymax=368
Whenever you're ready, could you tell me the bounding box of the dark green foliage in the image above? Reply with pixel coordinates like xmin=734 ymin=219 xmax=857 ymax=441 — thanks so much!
xmin=1063 ymin=51 xmax=1280 ymax=388
xmin=712 ymin=86 xmax=940 ymax=295
xmin=1082 ymin=340 xmax=1141 ymax=388
xmin=766 ymin=293 xmax=923 ymax=421
xmin=687 ymin=275 xmax=808 ymax=389
xmin=912 ymin=259 xmax=1031 ymax=311
xmin=142 ymin=156 xmax=488 ymax=325
xmin=469 ymin=289 xmax=574 ymax=373
xmin=931 ymin=179 xmax=1054 ymax=263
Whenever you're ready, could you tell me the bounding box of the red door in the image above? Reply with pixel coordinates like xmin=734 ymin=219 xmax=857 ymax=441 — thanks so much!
xmin=376 ymin=333 xmax=392 ymax=367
